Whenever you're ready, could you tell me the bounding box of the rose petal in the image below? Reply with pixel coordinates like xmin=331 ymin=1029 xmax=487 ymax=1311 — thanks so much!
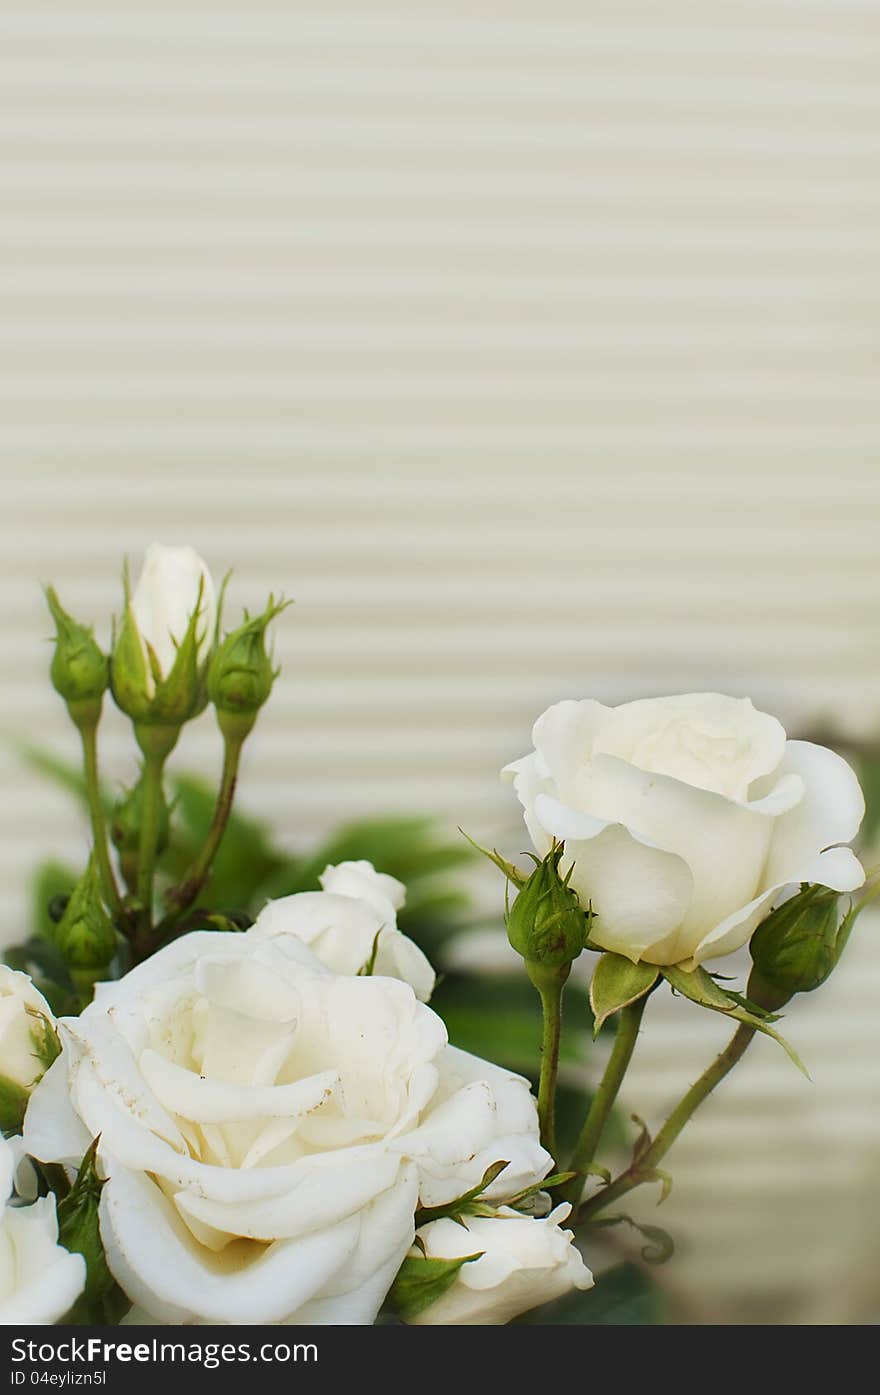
xmin=139 ymin=1051 xmax=338 ymax=1125
xmin=319 ymin=861 xmax=407 ymax=917
xmin=23 ymin=1052 xmax=94 ymax=1169
xmin=101 ymin=1167 xmax=363 ymax=1325
xmin=533 ymin=792 xmax=694 ymax=961
xmin=586 ymin=755 xmax=778 ymax=961
xmin=290 ymin=1166 xmax=418 ymax=1323
xmin=761 ymin=740 xmax=865 ymax=890
xmin=0 ymin=1198 xmax=86 ymax=1324
xmin=592 ymin=693 xmax=786 ymax=802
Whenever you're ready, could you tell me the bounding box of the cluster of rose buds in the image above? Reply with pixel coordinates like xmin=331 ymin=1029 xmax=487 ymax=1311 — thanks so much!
xmin=44 ymin=544 xmax=288 ymax=986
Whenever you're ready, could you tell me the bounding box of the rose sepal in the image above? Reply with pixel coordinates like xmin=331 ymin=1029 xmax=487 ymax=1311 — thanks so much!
xmin=662 ymin=963 xmax=807 ymax=1076
xmin=111 ymin=567 xmax=211 ymax=729
xmin=590 ymin=953 xmax=660 ymax=1035
xmin=387 ymin=1250 xmax=485 ymax=1321
xmin=56 ymin=1138 xmax=128 ymax=1324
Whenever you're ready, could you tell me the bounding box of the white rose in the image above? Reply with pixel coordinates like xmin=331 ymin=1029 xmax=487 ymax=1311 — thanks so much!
xmin=504 ymin=694 xmax=865 ymax=968
xmin=130 ymin=543 xmax=216 ymax=693
xmin=319 ymin=860 xmax=406 ymax=920
xmin=24 ymin=930 xmax=549 ymax=1325
xmin=0 ymin=967 xmax=55 ymax=1092
xmin=408 ymin=1203 xmax=592 ymax=1325
xmin=0 ymin=1135 xmax=85 ymax=1325
xmin=253 ymin=861 xmax=434 ymax=1002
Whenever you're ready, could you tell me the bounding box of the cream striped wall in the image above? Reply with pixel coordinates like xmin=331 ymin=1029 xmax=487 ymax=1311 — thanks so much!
xmin=1 ymin=2 xmax=879 ymax=1322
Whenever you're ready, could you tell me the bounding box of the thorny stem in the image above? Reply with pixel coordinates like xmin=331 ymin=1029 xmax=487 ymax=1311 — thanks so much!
xmin=161 ymin=731 xmax=244 ymax=923
xmin=577 ymin=1019 xmax=757 ymax=1223
xmin=532 ymin=966 xmax=568 ymax=1160
xmin=563 ymin=997 xmax=647 ymax=1204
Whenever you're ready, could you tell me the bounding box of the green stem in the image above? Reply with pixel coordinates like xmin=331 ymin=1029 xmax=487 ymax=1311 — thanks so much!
xmin=78 ymin=719 xmax=121 ymax=918
xmin=578 ymin=1020 xmax=756 ymax=1223
xmin=131 ymin=724 xmax=181 ymax=950
xmin=531 ymin=965 xmax=567 ymax=1160
xmin=135 ymin=749 xmax=166 ymax=929
xmin=563 ymin=998 xmax=647 ymax=1204
xmin=164 ymin=732 xmax=244 ymax=920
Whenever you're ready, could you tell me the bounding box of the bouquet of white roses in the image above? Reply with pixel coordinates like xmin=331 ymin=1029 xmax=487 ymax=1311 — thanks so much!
xmin=0 ymin=544 xmax=870 ymax=1328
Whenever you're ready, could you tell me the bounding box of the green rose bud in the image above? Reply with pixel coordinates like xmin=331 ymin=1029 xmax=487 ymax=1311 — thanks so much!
xmin=52 ymin=856 xmax=118 ymax=999
xmin=111 ymin=770 xmax=171 ymax=892
xmin=207 ymin=596 xmax=289 ymax=743
xmin=45 ymin=587 xmax=108 ymax=728
xmin=749 ymin=882 xmax=858 ymax=997
xmin=506 ymin=844 xmax=589 ymax=983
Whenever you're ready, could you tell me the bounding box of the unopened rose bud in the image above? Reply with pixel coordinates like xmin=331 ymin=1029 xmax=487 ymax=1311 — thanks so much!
xmin=45 ymin=587 xmax=108 ymax=728
xmin=207 ymin=596 xmax=289 ymax=743
xmin=53 ymin=856 xmax=118 ymax=999
xmin=750 ymin=882 xmax=858 ymax=997
xmin=111 ymin=543 xmax=216 ymax=734
xmin=506 ymin=844 xmax=589 ymax=984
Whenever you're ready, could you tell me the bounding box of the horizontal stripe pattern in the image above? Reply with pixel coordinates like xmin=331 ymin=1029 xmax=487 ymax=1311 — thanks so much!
xmin=1 ymin=1 xmax=879 ymax=1323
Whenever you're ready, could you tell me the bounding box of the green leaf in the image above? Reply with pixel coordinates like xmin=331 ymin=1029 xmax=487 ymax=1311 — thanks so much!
xmin=56 ymin=1139 xmax=128 ymax=1324
xmin=0 ymin=1075 xmax=30 ymax=1134
xmin=589 ymin=953 xmax=659 ymax=1035
xmin=387 ymin=1251 xmax=484 ymax=1321
xmin=663 ymin=964 xmax=809 ymax=1077
xmin=414 ymin=1159 xmax=510 ymax=1229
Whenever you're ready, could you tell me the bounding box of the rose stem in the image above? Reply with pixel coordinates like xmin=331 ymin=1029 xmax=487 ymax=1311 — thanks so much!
xmin=78 ymin=718 xmax=122 ymax=919
xmin=132 ymin=723 xmax=179 ymax=951
xmin=162 ymin=729 xmax=244 ymax=921
xmin=577 ymin=1019 xmax=757 ymax=1223
xmin=534 ymin=968 xmax=567 ymax=1160
xmin=562 ymin=997 xmax=647 ymax=1205
xmin=135 ymin=752 xmax=165 ymax=930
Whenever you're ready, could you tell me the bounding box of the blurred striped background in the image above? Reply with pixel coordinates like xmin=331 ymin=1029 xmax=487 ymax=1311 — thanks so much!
xmin=1 ymin=1 xmax=879 ymax=1322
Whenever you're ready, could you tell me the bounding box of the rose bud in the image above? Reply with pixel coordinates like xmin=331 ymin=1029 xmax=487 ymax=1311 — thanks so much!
xmin=53 ymin=856 xmax=118 ymax=1002
xmin=506 ymin=843 xmax=589 ymax=987
xmin=207 ymin=596 xmax=289 ymax=743
xmin=750 ymin=882 xmax=863 ymax=999
xmin=111 ymin=543 xmax=216 ymax=745
xmin=45 ymin=586 xmax=108 ymax=729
